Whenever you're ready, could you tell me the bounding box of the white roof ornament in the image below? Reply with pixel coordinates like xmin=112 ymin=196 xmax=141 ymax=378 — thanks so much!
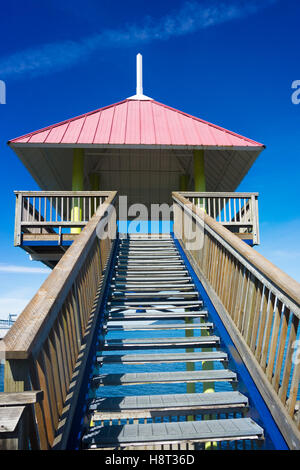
xmin=128 ymin=53 xmax=153 ymax=100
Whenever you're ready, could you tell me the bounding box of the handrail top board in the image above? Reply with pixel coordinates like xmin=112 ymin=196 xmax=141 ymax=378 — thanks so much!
xmin=179 ymin=191 xmax=259 ymax=197
xmin=14 ymin=190 xmax=113 ymax=196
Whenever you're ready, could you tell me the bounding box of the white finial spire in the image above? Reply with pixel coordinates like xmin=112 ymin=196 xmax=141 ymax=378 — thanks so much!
xmin=136 ymin=53 xmax=143 ymax=96
xmin=127 ymin=53 xmax=153 ymax=100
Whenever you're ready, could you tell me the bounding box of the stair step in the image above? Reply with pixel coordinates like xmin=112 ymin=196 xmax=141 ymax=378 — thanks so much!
xmin=105 ymin=322 xmax=213 ymax=331
xmin=91 ymin=370 xmax=237 ymax=388
xmin=110 ymin=292 xmax=199 ymax=299
xmin=119 ymin=249 xmax=177 ymax=254
xmin=118 ymin=253 xmax=180 ymax=258
xmin=89 ymin=391 xmax=247 ymax=419
xmin=82 ymin=418 xmax=264 ymax=449
xmin=97 ymin=351 xmax=228 ymax=365
xmin=102 ymin=335 xmax=220 ymax=350
xmin=108 ymin=300 xmax=203 ymax=307
xmin=106 ymin=311 xmax=208 ymax=321
xmin=114 ymin=275 xmax=191 ymax=281
xmin=115 ymin=267 xmax=188 ymax=272
xmin=112 ymin=285 xmax=195 ymax=292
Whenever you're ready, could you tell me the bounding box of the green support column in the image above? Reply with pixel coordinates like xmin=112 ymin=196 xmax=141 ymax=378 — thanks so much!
xmin=71 ymin=148 xmax=84 ymax=234
xmin=194 ymin=149 xmax=216 ymax=450
xmin=194 ymin=149 xmax=206 ymax=210
xmin=89 ymin=172 xmax=100 ymax=216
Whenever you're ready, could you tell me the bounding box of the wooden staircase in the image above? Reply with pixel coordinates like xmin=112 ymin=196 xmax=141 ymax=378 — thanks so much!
xmin=81 ymin=235 xmax=264 ymax=450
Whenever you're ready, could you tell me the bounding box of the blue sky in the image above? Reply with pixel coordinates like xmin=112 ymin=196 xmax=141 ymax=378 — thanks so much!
xmin=0 ymin=0 xmax=299 ymax=318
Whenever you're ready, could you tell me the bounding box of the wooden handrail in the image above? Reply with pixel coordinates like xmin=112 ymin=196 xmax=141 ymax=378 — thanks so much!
xmin=173 ymin=192 xmax=300 ymax=312
xmin=1 ymin=191 xmax=118 ymax=449
xmin=14 ymin=191 xmax=114 ymax=246
xmin=178 ymin=191 xmax=260 ymax=245
xmin=172 ymin=191 xmax=300 ymax=448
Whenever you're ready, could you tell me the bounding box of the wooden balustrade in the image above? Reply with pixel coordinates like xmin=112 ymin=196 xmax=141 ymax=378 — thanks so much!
xmin=14 ymin=191 xmax=112 ymax=246
xmin=180 ymin=192 xmax=260 ymax=245
xmin=0 ymin=191 xmax=118 ymax=449
xmin=173 ymin=191 xmax=300 ymax=449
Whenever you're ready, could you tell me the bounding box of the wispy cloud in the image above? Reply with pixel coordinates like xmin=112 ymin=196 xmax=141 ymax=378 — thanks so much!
xmin=0 ymin=0 xmax=277 ymax=79
xmin=0 ymin=264 xmax=50 ymax=274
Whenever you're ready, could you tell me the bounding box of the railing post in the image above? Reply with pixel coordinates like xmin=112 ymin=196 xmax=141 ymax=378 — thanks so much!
xmin=14 ymin=192 xmax=22 ymax=246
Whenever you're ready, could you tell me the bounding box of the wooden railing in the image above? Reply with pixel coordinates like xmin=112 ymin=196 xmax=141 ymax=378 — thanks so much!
xmin=14 ymin=191 xmax=112 ymax=246
xmin=180 ymin=192 xmax=260 ymax=245
xmin=173 ymin=192 xmax=300 ymax=449
xmin=0 ymin=191 xmax=118 ymax=449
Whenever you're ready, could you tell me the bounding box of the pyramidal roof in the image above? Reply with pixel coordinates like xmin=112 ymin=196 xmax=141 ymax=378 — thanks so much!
xmin=8 ymin=97 xmax=264 ymax=149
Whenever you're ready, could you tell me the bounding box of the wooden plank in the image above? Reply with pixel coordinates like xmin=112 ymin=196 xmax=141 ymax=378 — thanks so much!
xmin=90 ymin=391 xmax=248 ymax=417
xmin=106 ymin=322 xmax=213 ymax=331
xmin=107 ymin=311 xmax=208 ymax=321
xmin=96 ymin=351 xmax=227 ymax=365
xmin=108 ymin=300 xmax=203 ymax=307
xmin=103 ymin=335 xmax=220 ymax=350
xmin=110 ymin=292 xmax=199 ymax=299
xmin=0 ymin=406 xmax=25 ymax=433
xmin=91 ymin=369 xmax=237 ymax=387
xmin=82 ymin=418 xmax=264 ymax=448
xmin=0 ymin=391 xmax=43 ymax=406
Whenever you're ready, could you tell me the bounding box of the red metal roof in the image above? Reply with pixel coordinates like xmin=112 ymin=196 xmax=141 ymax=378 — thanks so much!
xmin=8 ymin=99 xmax=264 ymax=148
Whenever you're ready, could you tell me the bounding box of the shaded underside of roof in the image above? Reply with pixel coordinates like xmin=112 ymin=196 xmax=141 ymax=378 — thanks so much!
xmin=11 ymin=146 xmax=263 ymax=211
xmin=8 ymin=98 xmax=264 ymax=205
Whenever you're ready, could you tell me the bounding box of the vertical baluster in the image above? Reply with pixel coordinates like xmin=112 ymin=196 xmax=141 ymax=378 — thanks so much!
xmin=266 ymin=299 xmax=283 ymax=382
xmin=50 ymin=197 xmax=53 ymax=222
xmin=279 ymin=314 xmax=299 ymax=404
xmin=38 ymin=197 xmax=41 ymax=222
xmin=223 ymin=197 xmax=226 ymax=223
xmin=238 ymin=198 xmax=242 ymax=223
xmin=61 ymin=197 xmax=64 ymax=222
xmin=272 ymin=306 xmax=290 ymax=392
xmin=233 ymin=198 xmax=237 ymax=222
xmin=32 ymin=197 xmax=36 ymax=221
xmin=67 ymin=197 xmax=70 ymax=222
xmin=218 ymin=198 xmax=221 ymax=222
xmin=260 ymin=293 xmax=276 ymax=371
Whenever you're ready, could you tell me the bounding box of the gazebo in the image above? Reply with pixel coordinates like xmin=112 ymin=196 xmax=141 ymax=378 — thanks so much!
xmin=8 ymin=54 xmax=264 ymax=211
